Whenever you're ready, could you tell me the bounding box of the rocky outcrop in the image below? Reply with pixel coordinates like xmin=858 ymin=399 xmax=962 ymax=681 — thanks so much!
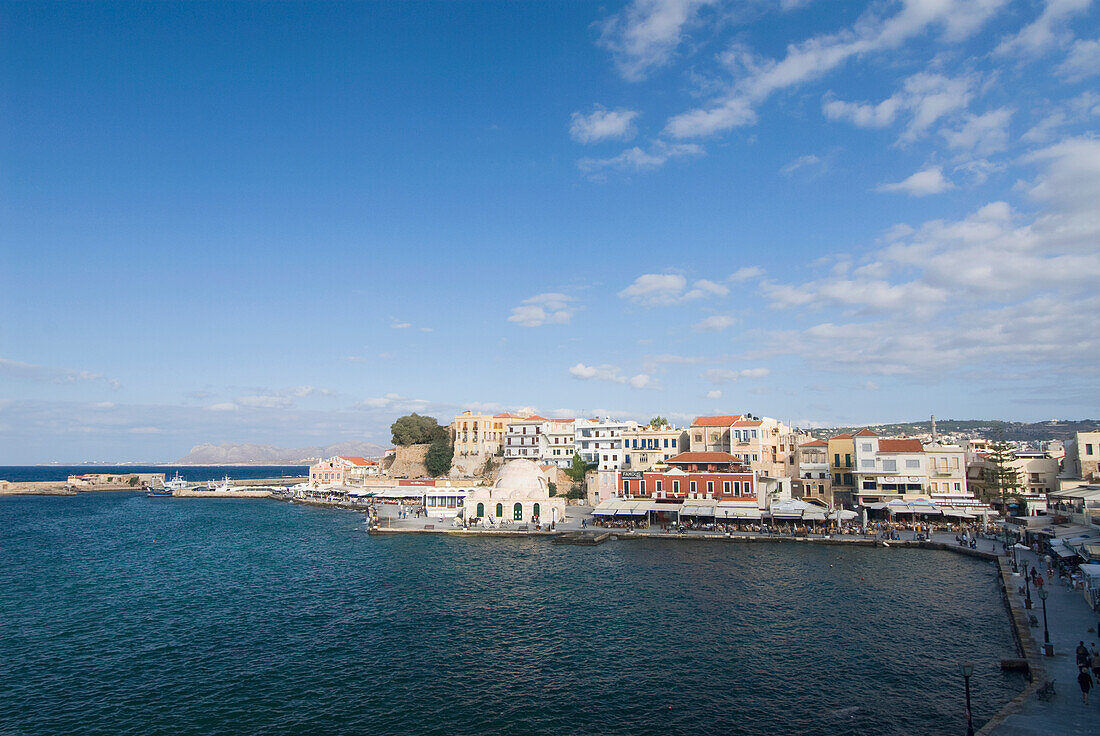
xmin=384 ymin=444 xmax=431 ymax=479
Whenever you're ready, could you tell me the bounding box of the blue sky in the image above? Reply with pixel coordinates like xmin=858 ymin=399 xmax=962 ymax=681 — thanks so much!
xmin=2 ymin=0 xmax=1099 ymax=462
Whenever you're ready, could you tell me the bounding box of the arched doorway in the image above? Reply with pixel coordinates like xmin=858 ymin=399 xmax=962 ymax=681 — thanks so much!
xmin=533 ymin=502 xmax=540 ymax=521
xmin=513 ymin=502 xmax=523 ymax=520
xmin=476 ymin=502 xmax=484 ymax=518
xmin=495 ymin=503 xmax=503 ymax=518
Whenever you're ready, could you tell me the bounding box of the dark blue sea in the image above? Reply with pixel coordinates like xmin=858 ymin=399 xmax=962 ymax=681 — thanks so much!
xmin=0 ymin=465 xmax=309 ymax=483
xmin=0 ymin=493 xmax=1024 ymax=735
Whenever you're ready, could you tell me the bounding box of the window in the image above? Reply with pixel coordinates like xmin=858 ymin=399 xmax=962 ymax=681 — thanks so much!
xmin=723 ymin=481 xmax=731 ymax=494
xmin=905 ymin=459 xmax=920 ymax=469
xmin=707 ymin=481 xmax=714 ymax=494
xmin=882 ymin=459 xmax=897 ymax=472
xmin=640 ymin=480 xmax=646 ymax=494
xmin=844 ymin=473 xmax=853 ymax=486
xmin=845 ymin=454 xmax=851 ymax=467
xmin=953 ymin=483 xmax=961 ymax=491
xmin=1088 ymin=444 xmax=1095 ymax=456
xmin=533 ymin=503 xmax=540 ymax=519
xmin=861 ymin=460 xmax=874 ymax=469
xmin=671 ymin=438 xmax=676 ymax=447
xmin=513 ymin=503 xmax=523 ymax=520
xmin=861 ymin=443 xmax=872 ymax=452
xmin=690 ymin=481 xmax=697 ymax=494
xmin=496 ymin=503 xmax=503 ymax=518
xmin=624 ymin=481 xmax=630 ymax=493
xmin=673 ymin=480 xmax=680 ymax=494
xmin=656 ymin=480 xmax=663 ymax=492
xmin=834 ymin=454 xmax=841 ymax=467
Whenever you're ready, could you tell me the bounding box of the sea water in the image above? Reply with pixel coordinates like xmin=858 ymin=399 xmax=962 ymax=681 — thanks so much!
xmin=0 ymin=492 xmax=1023 ymax=735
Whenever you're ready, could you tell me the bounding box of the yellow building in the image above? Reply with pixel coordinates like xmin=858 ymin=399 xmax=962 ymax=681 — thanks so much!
xmin=827 ymin=434 xmax=856 ymax=507
xmin=449 ymin=411 xmax=525 ymax=476
xmin=622 ymin=425 xmax=689 ymax=471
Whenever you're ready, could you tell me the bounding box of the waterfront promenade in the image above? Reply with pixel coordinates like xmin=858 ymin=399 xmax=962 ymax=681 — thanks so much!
xmin=986 ymin=547 xmax=1100 ymax=735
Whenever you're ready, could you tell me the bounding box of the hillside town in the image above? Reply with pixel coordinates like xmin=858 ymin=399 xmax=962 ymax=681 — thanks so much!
xmin=301 ymin=411 xmax=1100 ymax=545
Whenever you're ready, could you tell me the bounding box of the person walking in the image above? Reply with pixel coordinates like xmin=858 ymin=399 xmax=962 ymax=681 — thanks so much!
xmin=1077 ymin=641 xmax=1090 ymax=669
xmin=1078 ymin=667 xmax=1093 ymax=705
xmin=1091 ymin=644 xmax=1100 ymax=681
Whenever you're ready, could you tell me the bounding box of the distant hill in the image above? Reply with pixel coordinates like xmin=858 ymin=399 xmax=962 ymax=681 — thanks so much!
xmin=177 ymin=441 xmax=387 ymax=465
xmin=807 ymin=419 xmax=1100 ymax=442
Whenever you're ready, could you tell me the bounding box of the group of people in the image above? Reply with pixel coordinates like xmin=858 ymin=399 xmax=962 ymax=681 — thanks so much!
xmin=1075 ymin=641 xmax=1100 ymax=704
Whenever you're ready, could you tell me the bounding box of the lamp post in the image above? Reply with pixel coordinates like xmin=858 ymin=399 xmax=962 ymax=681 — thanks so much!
xmin=1037 ymin=588 xmax=1053 ymax=656
xmin=1022 ymin=560 xmax=1032 ymax=609
xmin=960 ymin=661 xmax=975 ymax=736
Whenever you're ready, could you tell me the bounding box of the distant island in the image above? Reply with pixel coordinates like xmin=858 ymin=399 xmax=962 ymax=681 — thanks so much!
xmin=175 ymin=441 xmax=387 ymax=465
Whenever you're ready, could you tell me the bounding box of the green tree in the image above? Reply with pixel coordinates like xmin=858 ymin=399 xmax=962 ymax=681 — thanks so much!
xmin=566 ymin=486 xmax=586 ymax=500
xmin=649 ymin=415 xmax=668 ymax=428
xmin=425 ymin=435 xmax=454 ymax=477
xmin=128 ymin=476 xmax=139 ymax=487
xmin=391 ymin=413 xmax=447 ymax=446
xmin=548 ymin=481 xmax=557 ymax=497
xmin=567 ymin=453 xmax=590 ymax=483
xmin=985 ymin=442 xmax=1022 ymax=513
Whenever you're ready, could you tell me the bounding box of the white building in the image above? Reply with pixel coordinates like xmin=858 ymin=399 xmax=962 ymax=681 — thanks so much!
xmin=541 ymin=418 xmax=577 ymax=468
xmin=463 ymin=459 xmax=567 ymax=525
xmin=503 ymin=415 xmax=548 ymax=461
xmin=575 ymin=418 xmax=637 ymax=471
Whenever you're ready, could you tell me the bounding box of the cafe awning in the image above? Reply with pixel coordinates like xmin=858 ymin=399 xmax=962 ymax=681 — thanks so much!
xmin=592 ymin=500 xmax=618 ymax=516
xmin=679 ymin=504 xmax=716 ymax=517
xmin=715 ymin=504 xmax=762 ymax=519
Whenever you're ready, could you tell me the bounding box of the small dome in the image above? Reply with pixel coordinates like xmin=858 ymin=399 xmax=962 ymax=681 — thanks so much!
xmin=494 ymin=459 xmax=548 ymax=497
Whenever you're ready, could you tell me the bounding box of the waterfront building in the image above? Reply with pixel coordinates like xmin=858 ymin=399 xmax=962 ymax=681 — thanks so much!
xmin=503 ymin=415 xmax=549 ymax=462
xmin=851 ymin=433 xmax=928 ymax=503
xmin=541 ymin=418 xmax=578 ymax=468
xmin=1059 ymin=431 xmax=1100 ymax=488
xmin=575 ymin=418 xmax=637 ymax=471
xmin=450 ymin=411 xmax=523 ymax=475
xmin=793 ymin=439 xmax=832 ymax=505
xmin=689 ymin=414 xmax=803 ymax=477
xmin=966 ymin=445 xmax=1058 ymax=514
xmin=463 ymin=459 xmax=566 ymax=524
xmin=621 ymin=424 xmax=688 ymax=471
xmin=309 ymin=456 xmax=376 ymax=486
xmin=828 ymin=434 xmax=856 ymax=507
xmin=618 ymin=452 xmax=756 ymax=501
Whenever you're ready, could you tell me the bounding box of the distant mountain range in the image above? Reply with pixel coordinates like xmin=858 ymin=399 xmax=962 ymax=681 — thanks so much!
xmin=808 ymin=419 xmax=1100 ymax=442
xmin=176 ymin=441 xmax=388 ymax=465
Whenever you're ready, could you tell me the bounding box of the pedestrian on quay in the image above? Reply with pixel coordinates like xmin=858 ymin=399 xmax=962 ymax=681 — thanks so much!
xmin=1078 ymin=667 xmax=1093 ymax=705
xmin=1090 ymin=644 xmax=1100 ymax=680
xmin=1077 ymin=641 xmax=1090 ymax=669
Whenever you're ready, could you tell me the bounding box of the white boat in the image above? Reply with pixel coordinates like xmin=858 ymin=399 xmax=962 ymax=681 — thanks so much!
xmin=164 ymin=472 xmax=190 ymax=492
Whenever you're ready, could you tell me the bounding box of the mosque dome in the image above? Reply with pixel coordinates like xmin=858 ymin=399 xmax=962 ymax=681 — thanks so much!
xmin=493 ymin=459 xmax=548 ymax=498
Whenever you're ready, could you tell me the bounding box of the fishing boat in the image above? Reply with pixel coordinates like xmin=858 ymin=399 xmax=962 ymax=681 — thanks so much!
xmin=146 ymin=472 xmax=189 ymax=497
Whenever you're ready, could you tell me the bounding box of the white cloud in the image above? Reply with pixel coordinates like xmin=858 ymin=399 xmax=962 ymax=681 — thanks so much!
xmin=0 ymin=357 xmax=120 ymax=389
xmin=940 ymin=107 xmax=1013 ymax=156
xmin=693 ymin=315 xmax=737 ymax=331
xmin=578 ymin=140 xmax=704 ymax=174
xmin=508 ymin=293 xmax=577 ymax=327
xmin=619 ymin=273 xmax=730 ymax=305
xmin=704 ymin=367 xmax=771 ymax=383
xmin=237 ymin=395 xmax=293 ymax=409
xmin=823 ymin=72 xmax=976 ymax=142
xmin=207 ymin=402 xmax=239 ymax=412
xmin=569 ymin=362 xmax=655 ymax=389
xmin=729 ymin=266 xmax=765 ymax=282
xmin=1057 ymin=36 xmax=1100 ymax=81
xmin=706 ymin=389 xmax=722 ymax=399
xmin=597 ymin=0 xmax=717 ymax=81
xmin=780 ymin=154 xmax=822 ymax=175
xmin=995 ymin=0 xmax=1091 ymax=59
xmin=391 ymin=322 xmax=411 ymax=329
xmin=877 ymin=166 xmax=956 ymax=196
xmin=570 ymin=107 xmax=640 ymax=143
xmin=665 ymin=0 xmax=1004 ymax=139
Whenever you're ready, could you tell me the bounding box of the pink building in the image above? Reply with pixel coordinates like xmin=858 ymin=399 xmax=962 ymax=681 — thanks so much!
xmin=309 ymin=456 xmax=373 ymax=486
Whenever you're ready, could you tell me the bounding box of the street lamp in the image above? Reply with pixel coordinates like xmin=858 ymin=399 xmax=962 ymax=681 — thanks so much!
xmin=1037 ymin=588 xmax=1053 ymax=656
xmin=960 ymin=661 xmax=975 ymax=736
xmin=1022 ymin=560 xmax=1032 ymax=609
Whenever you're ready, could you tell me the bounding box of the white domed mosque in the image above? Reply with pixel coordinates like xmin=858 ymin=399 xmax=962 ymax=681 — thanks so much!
xmin=464 ymin=459 xmax=567 ymax=526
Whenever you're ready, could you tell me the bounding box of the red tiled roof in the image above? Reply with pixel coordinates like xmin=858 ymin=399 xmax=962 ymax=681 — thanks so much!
xmin=855 ymin=429 xmax=879 ymax=437
xmin=732 ymin=419 xmax=763 ymax=427
xmin=494 ymin=413 xmax=524 ymax=418
xmin=665 ymin=452 xmax=745 ymax=464
xmin=549 ymin=418 xmax=575 ymax=423
xmin=878 ymin=439 xmax=923 ymax=453
xmin=339 ymin=456 xmax=370 ymax=466
xmin=691 ymin=415 xmax=743 ymax=426
xmin=800 ymin=440 xmax=827 ymax=447
xmin=831 ymin=434 xmax=853 ymax=439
